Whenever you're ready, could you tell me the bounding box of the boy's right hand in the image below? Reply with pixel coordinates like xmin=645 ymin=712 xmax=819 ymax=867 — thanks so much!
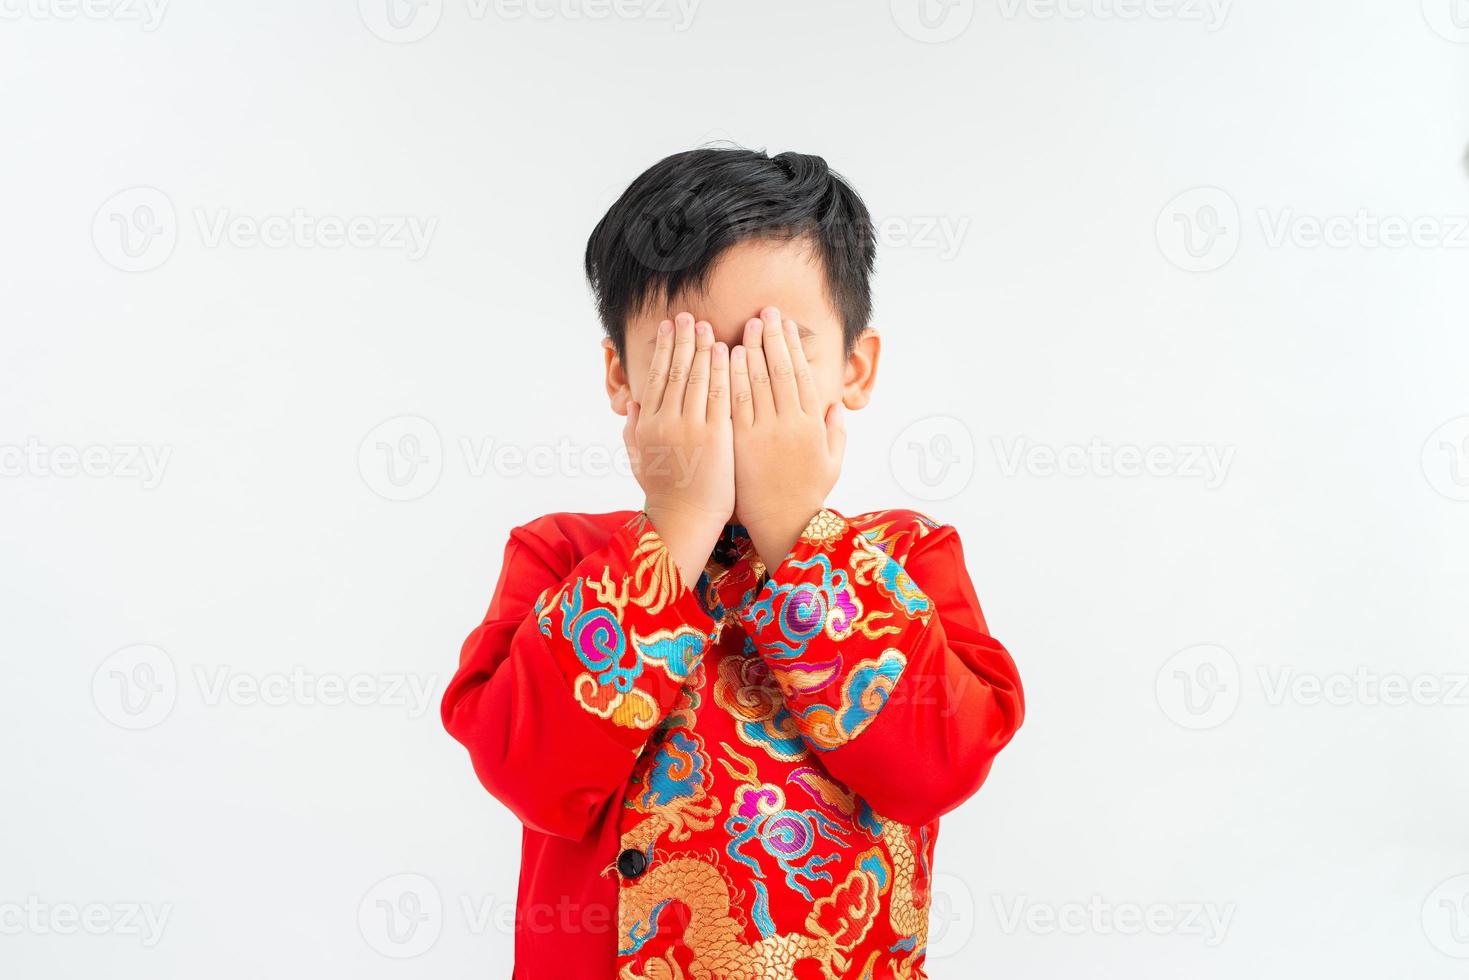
xmin=624 ymin=312 xmax=733 ymax=587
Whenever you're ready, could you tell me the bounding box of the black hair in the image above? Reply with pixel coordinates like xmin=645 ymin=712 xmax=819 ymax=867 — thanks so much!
xmin=584 ymin=146 xmax=876 ymax=357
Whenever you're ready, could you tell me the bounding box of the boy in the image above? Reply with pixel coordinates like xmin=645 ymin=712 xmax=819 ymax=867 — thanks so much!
xmin=442 ymin=147 xmax=1024 ymax=979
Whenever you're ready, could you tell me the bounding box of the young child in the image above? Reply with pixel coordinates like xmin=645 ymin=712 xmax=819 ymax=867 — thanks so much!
xmin=442 ymin=147 xmax=1025 ymax=980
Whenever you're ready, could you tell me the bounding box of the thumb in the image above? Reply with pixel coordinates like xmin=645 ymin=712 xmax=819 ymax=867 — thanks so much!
xmin=623 ymin=400 xmax=640 ymax=449
xmin=824 ymin=402 xmax=847 ymax=460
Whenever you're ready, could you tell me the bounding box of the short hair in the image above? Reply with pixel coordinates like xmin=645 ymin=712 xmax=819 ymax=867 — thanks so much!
xmin=584 ymin=146 xmax=876 ymax=357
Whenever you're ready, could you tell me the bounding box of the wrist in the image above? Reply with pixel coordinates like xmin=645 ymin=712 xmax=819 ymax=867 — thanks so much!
xmin=644 ymin=501 xmax=725 ymax=587
xmin=745 ymin=505 xmax=822 ymax=571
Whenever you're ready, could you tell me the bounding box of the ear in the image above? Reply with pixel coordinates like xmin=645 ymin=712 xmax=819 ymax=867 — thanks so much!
xmin=841 ymin=327 xmax=881 ymax=410
xmin=603 ymin=337 xmax=633 ymax=416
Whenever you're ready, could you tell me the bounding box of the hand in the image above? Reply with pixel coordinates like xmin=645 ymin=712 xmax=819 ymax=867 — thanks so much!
xmin=624 ymin=312 xmax=734 ymax=586
xmin=729 ymin=305 xmax=846 ymax=568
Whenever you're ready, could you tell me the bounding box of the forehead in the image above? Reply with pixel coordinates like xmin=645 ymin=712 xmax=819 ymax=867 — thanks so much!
xmin=634 ymin=236 xmax=839 ymax=343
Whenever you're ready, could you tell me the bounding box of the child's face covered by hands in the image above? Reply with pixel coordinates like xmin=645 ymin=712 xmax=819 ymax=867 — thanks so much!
xmin=608 ymin=236 xmax=878 ymax=418
xmin=605 ymin=236 xmax=881 ymax=569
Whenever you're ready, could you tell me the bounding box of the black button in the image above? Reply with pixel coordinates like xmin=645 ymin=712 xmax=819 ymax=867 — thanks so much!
xmin=617 ymin=848 xmax=648 ymax=879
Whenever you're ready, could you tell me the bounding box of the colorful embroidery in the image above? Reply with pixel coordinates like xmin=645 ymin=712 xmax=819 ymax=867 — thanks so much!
xmin=881 ymin=818 xmax=932 ymax=962
xmin=628 ymin=524 xmax=688 ymax=616
xmin=614 ymin=674 xmax=724 ymax=864
xmin=534 ymin=523 xmax=713 ymax=741
xmin=808 ymin=864 xmax=882 ymax=959
xmin=802 ymin=507 xmax=848 ymax=547
xmin=712 ymin=641 xmax=809 ymax=762
xmin=441 ymin=505 xmax=1020 ymax=979
xmin=719 ymin=743 xmax=850 ymax=902
xmin=570 ymin=672 xmax=661 ymax=731
xmin=738 ymin=511 xmax=932 ymax=754
xmin=793 ymin=649 xmax=908 ymax=751
xmin=742 ymin=553 xmax=863 ymax=701
xmin=851 ymin=541 xmax=932 ymax=622
xmin=788 ymin=766 xmax=885 ymax=839
xmin=631 ymin=625 xmax=705 ymax=681
xmin=616 ymin=854 xmax=845 ymax=978
xmin=636 ymin=729 xmax=707 ymax=808
xmin=606 ymin=510 xmax=949 ymax=980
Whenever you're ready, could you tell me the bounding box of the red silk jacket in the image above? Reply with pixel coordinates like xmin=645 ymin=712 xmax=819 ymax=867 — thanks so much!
xmin=442 ymin=508 xmax=1024 ymax=979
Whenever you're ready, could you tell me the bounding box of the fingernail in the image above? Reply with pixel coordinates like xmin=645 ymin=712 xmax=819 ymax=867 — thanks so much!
xmin=659 ymin=321 xmax=672 ymax=335
xmin=676 ymin=312 xmax=693 ymax=327
xmin=696 ymin=321 xmax=710 ymax=336
xmin=784 ymin=320 xmax=798 ymax=336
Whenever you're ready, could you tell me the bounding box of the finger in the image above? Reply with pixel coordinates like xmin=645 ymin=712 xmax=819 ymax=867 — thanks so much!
xmin=784 ymin=319 xmax=819 ymax=414
xmin=825 ymin=402 xmax=847 ymax=460
xmin=663 ymin=312 xmax=697 ymax=415
xmin=743 ymin=313 xmax=764 ymax=352
xmin=740 ymin=318 xmax=775 ymax=417
xmin=623 ymin=399 xmax=641 ymax=466
xmin=729 ymin=344 xmax=754 ymax=429
xmin=643 ymin=320 xmax=674 ymax=413
xmin=707 ymin=341 xmax=730 ymax=424
xmin=759 ymin=306 xmax=798 ymax=414
xmin=684 ymin=320 xmax=713 ymax=415
xmin=623 ymin=399 xmax=640 ymax=439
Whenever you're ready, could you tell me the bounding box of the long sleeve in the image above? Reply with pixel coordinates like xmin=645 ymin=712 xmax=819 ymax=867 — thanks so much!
xmin=739 ymin=508 xmax=1024 ymax=827
xmin=441 ymin=513 xmax=719 ymax=841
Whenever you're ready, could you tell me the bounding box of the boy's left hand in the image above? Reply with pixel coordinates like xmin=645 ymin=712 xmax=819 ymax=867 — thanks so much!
xmin=730 ymin=305 xmax=846 ymax=568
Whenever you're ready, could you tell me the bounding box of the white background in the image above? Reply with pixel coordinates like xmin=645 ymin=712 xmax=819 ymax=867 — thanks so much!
xmin=2 ymin=1 xmax=1467 ymax=977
